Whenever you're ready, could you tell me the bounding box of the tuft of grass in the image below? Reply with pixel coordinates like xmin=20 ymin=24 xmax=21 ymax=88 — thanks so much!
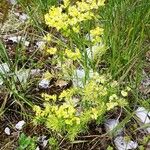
xmin=0 ymin=41 xmax=33 ymax=109
xmin=102 ymin=0 xmax=150 ymax=81
xmin=17 ymin=0 xmax=58 ymax=30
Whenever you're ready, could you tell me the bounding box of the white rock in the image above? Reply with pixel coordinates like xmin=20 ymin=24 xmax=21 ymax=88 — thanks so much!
xmin=4 ymin=127 xmax=11 ymax=135
xmin=30 ymin=69 xmax=41 ymax=76
xmin=36 ymin=41 xmax=45 ymax=50
xmin=8 ymin=36 xmax=22 ymax=43
xmin=9 ymin=0 xmax=17 ymax=5
xmin=38 ymin=135 xmax=48 ymax=147
xmin=85 ymin=32 xmax=105 ymax=60
xmin=105 ymin=119 xmax=122 ymax=136
xmin=105 ymin=119 xmax=119 ymax=132
xmin=39 ymin=79 xmax=50 ymax=89
xmin=135 ymin=107 xmax=150 ymax=133
xmin=43 ymin=139 xmax=48 ymax=147
xmin=14 ymin=12 xmax=20 ymax=17
xmin=16 ymin=69 xmax=41 ymax=83
xmin=24 ymin=41 xmax=30 ymax=47
xmin=41 ymin=135 xmax=47 ymax=141
xmin=35 ymin=146 xmax=40 ymax=150
xmin=86 ymin=45 xmax=98 ymax=59
xmin=14 ymin=12 xmax=29 ymax=22
xmin=1 ymin=68 xmax=41 ymax=86
xmin=114 ymin=136 xmax=138 ymax=150
xmin=74 ymin=69 xmax=85 ymax=87
xmin=73 ymin=69 xmax=93 ymax=87
xmin=105 ymin=119 xmax=138 ymax=150
xmin=73 ymin=69 xmax=85 ymax=87
xmin=19 ymin=13 xmax=29 ymax=22
xmin=15 ymin=120 xmax=26 ymax=130
xmin=7 ymin=36 xmax=29 ymax=47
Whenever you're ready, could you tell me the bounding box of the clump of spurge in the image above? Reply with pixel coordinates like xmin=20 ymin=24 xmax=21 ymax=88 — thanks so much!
xmin=33 ymin=0 xmax=128 ymax=141
xmin=33 ymin=73 xmax=129 ymax=140
xmin=45 ymin=0 xmax=105 ymax=33
xmin=43 ymin=0 xmax=106 ymax=68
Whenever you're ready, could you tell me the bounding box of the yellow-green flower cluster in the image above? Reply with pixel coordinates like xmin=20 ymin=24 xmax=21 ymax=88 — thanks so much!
xmin=90 ymin=27 xmax=104 ymax=43
xmin=106 ymin=89 xmax=129 ymax=111
xmin=41 ymin=93 xmax=57 ymax=101
xmin=33 ymin=73 xmax=128 ymax=140
xmin=33 ymin=103 xmax=80 ymax=133
xmin=45 ymin=0 xmax=105 ymax=32
xmin=84 ymin=80 xmax=107 ymax=104
xmin=43 ymin=33 xmax=52 ymax=42
xmin=46 ymin=47 xmax=57 ymax=55
xmin=65 ymin=48 xmax=81 ymax=60
xmin=83 ymin=74 xmax=128 ymax=111
xmin=43 ymin=71 xmax=52 ymax=80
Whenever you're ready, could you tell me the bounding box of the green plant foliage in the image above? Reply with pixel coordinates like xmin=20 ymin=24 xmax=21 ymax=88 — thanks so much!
xmin=17 ymin=133 xmax=37 ymax=150
xmin=49 ymin=137 xmax=59 ymax=150
xmin=102 ymin=0 xmax=150 ymax=79
xmin=31 ymin=0 xmax=132 ymax=141
xmin=33 ymin=73 xmax=128 ymax=140
xmin=17 ymin=0 xmax=58 ymax=27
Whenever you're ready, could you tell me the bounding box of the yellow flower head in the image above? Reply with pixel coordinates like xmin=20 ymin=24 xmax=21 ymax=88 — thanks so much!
xmin=65 ymin=119 xmax=73 ymax=125
xmin=72 ymin=26 xmax=80 ymax=33
xmin=46 ymin=47 xmax=57 ymax=55
xmin=90 ymin=27 xmax=104 ymax=37
xmin=45 ymin=0 xmax=105 ymax=33
xmin=109 ymin=94 xmax=118 ymax=101
xmin=91 ymin=108 xmax=98 ymax=119
xmin=42 ymin=93 xmax=57 ymax=101
xmin=43 ymin=71 xmax=52 ymax=80
xmin=126 ymin=86 xmax=131 ymax=91
xmin=74 ymin=117 xmax=80 ymax=124
xmin=63 ymin=0 xmax=70 ymax=8
xmin=106 ymin=102 xmax=118 ymax=111
xmin=65 ymin=48 xmax=81 ymax=60
xmin=121 ymin=90 xmax=128 ymax=97
xmin=43 ymin=33 xmax=52 ymax=42
xmin=68 ymin=6 xmax=79 ymax=17
xmin=33 ymin=105 xmax=42 ymax=116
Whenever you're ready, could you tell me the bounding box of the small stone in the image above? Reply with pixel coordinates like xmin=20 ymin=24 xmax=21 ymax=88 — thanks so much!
xmin=36 ymin=41 xmax=45 ymax=50
xmin=9 ymin=0 xmax=17 ymax=5
xmin=39 ymin=79 xmax=50 ymax=89
xmin=4 ymin=127 xmax=11 ymax=135
xmin=7 ymin=36 xmax=21 ymax=43
xmin=105 ymin=119 xmax=119 ymax=132
xmin=55 ymin=80 xmax=68 ymax=87
xmin=30 ymin=69 xmax=41 ymax=76
xmin=114 ymin=136 xmax=138 ymax=150
xmin=7 ymin=36 xmax=29 ymax=47
xmin=43 ymin=140 xmax=48 ymax=147
xmin=24 ymin=41 xmax=30 ymax=47
xmin=35 ymin=146 xmax=40 ymax=150
xmin=15 ymin=120 xmax=26 ymax=130
xmin=135 ymin=107 xmax=150 ymax=133
xmin=38 ymin=135 xmax=48 ymax=147
xmin=19 ymin=13 xmax=29 ymax=22
xmin=73 ymin=69 xmax=94 ymax=87
xmin=104 ymin=119 xmax=122 ymax=136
